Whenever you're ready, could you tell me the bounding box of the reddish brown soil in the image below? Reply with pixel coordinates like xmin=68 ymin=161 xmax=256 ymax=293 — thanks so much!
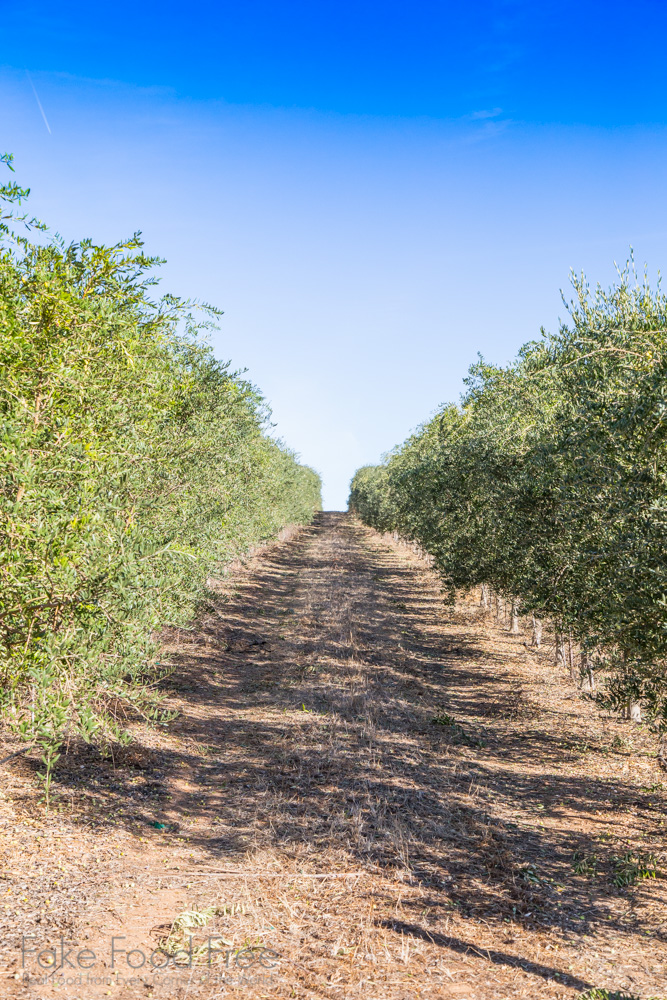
xmin=1 ymin=512 xmax=665 ymax=999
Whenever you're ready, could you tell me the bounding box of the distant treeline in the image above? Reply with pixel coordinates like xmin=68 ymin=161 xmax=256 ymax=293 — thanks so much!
xmin=350 ymin=264 xmax=667 ymax=730
xmin=0 ymin=155 xmax=320 ymax=788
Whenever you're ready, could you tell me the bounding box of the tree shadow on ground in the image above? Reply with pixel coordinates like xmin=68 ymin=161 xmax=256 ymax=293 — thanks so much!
xmin=47 ymin=512 xmax=666 ymax=995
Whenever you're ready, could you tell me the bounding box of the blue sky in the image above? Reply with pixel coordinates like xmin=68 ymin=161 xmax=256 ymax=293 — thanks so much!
xmin=3 ymin=1 xmax=667 ymax=506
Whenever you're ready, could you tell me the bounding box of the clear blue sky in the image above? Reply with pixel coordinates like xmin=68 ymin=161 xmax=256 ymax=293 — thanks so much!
xmin=3 ymin=1 xmax=667 ymax=507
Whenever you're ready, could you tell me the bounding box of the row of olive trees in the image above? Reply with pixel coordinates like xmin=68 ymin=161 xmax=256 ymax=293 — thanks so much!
xmin=350 ymin=264 xmax=667 ymax=730
xmin=0 ymin=156 xmax=321 ymax=790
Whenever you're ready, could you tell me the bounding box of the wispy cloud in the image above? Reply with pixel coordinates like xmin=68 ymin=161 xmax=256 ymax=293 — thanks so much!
xmin=469 ymin=108 xmax=503 ymax=120
xmin=26 ymin=70 xmax=52 ymax=134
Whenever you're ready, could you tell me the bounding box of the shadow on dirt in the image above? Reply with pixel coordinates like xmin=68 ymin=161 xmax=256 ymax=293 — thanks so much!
xmin=45 ymin=511 xmax=666 ymax=991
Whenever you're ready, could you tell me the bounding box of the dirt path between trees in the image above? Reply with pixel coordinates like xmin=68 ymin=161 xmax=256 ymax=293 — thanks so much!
xmin=1 ymin=512 xmax=666 ymax=999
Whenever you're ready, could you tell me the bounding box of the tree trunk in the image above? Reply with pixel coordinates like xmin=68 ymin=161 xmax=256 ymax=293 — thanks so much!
xmin=581 ymin=651 xmax=596 ymax=691
xmin=531 ymin=615 xmax=542 ymax=648
xmin=556 ymin=633 xmax=567 ymax=669
xmin=568 ymin=636 xmax=578 ymax=684
xmin=510 ymin=600 xmax=520 ymax=634
xmin=480 ymin=583 xmax=490 ymax=608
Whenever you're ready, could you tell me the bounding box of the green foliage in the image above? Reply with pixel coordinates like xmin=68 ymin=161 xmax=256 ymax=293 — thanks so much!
xmin=577 ymin=992 xmax=667 ymax=1000
xmin=576 ymin=991 xmax=643 ymax=1000
xmin=611 ymin=851 xmax=659 ymax=887
xmin=431 ymin=711 xmax=457 ymax=726
xmin=517 ymin=863 xmax=542 ymax=885
xmin=0 ymin=157 xmax=321 ymax=776
xmin=350 ymin=260 xmax=667 ymax=727
xmin=572 ymin=852 xmax=599 ymax=877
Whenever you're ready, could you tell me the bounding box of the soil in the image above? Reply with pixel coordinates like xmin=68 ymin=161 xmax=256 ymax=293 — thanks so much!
xmin=0 ymin=512 xmax=665 ymax=1000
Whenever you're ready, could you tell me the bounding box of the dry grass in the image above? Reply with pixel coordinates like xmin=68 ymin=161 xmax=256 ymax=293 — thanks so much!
xmin=0 ymin=512 xmax=666 ymax=999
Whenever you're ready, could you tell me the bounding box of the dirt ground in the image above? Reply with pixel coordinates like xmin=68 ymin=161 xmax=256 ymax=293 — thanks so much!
xmin=0 ymin=512 xmax=666 ymax=1000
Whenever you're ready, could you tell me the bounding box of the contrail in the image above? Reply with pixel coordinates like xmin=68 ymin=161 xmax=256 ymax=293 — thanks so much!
xmin=26 ymin=71 xmax=52 ymax=134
